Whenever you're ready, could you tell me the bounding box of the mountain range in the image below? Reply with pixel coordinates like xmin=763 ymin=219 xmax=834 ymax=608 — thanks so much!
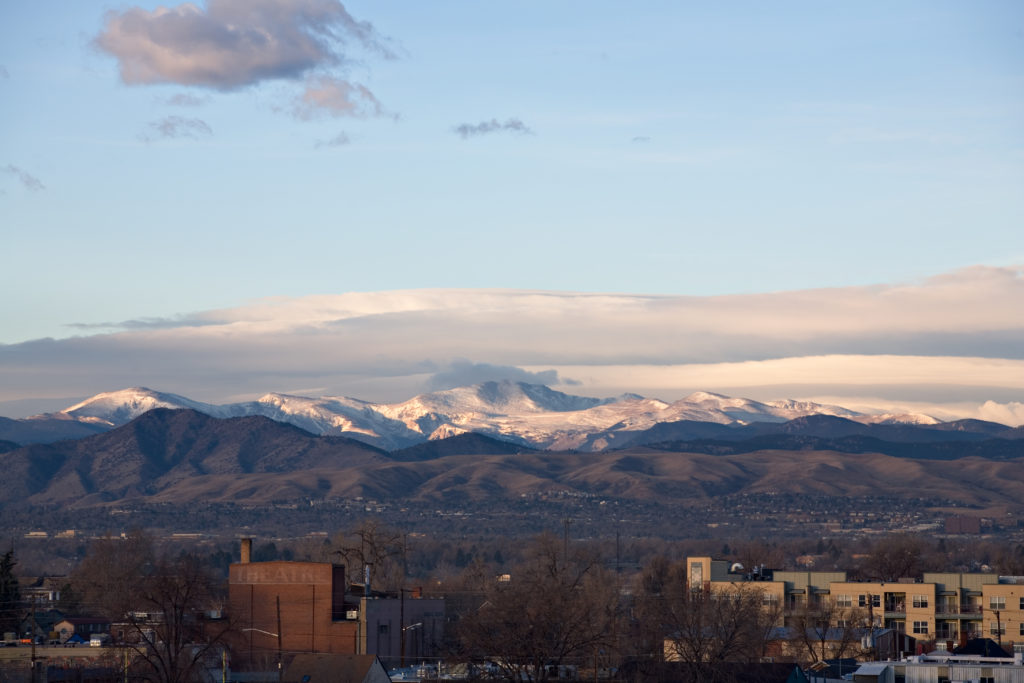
xmin=1 ymin=405 xmax=1022 ymax=511
xmin=4 ymin=382 xmax=1004 ymax=452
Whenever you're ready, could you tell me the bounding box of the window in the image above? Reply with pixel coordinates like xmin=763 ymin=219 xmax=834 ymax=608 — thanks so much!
xmin=1019 ymin=623 xmax=1024 ymax=636
xmin=990 ymin=596 xmax=1006 ymax=610
xmin=762 ymin=592 xmax=778 ymax=606
xmin=858 ymin=594 xmax=880 ymax=608
xmin=913 ymin=621 xmax=928 ymax=634
xmin=912 ymin=595 xmax=929 ymax=608
xmin=836 ymin=619 xmax=850 ymax=628
xmin=1019 ymin=596 xmax=1024 ymax=610
xmin=989 ymin=622 xmax=1006 ymax=636
xmin=836 ymin=595 xmax=851 ymax=608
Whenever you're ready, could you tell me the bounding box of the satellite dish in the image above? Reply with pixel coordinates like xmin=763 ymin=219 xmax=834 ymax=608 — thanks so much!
xmin=731 ymin=562 xmax=744 ymax=573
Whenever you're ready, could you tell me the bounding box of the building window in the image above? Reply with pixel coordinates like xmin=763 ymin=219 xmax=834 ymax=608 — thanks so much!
xmin=690 ymin=563 xmax=703 ymax=588
xmin=858 ymin=594 xmax=879 ymax=608
xmin=762 ymin=592 xmax=778 ymax=606
xmin=989 ymin=596 xmax=1005 ymax=610
xmin=1019 ymin=623 xmax=1024 ymax=636
xmin=913 ymin=621 xmax=928 ymax=634
xmin=989 ymin=622 xmax=1006 ymax=636
xmin=837 ymin=620 xmax=850 ymax=628
xmin=912 ymin=595 xmax=929 ymax=608
xmin=836 ymin=595 xmax=851 ymax=608
xmin=1019 ymin=597 xmax=1024 ymax=610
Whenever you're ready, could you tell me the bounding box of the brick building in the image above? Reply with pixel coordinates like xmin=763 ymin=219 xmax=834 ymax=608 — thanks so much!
xmin=229 ymin=540 xmax=359 ymax=666
xmin=228 ymin=539 xmax=446 ymax=670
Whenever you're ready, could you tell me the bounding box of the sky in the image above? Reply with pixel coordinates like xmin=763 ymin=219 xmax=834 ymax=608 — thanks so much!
xmin=1 ymin=1 xmax=1022 ymax=421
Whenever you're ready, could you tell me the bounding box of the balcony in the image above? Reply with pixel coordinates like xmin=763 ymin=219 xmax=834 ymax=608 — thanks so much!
xmin=884 ymin=602 xmax=907 ymax=619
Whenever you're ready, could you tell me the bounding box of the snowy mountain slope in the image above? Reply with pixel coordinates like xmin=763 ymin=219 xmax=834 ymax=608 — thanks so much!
xmin=56 ymin=388 xmax=228 ymax=426
xmin=13 ymin=381 xmax=950 ymax=450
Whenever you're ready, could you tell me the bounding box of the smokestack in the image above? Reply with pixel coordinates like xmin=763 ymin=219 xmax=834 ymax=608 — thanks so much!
xmin=241 ymin=538 xmax=252 ymax=564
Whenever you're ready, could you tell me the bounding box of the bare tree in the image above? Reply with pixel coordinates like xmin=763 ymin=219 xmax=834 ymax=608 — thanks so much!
xmin=457 ymin=534 xmax=620 ymax=682
xmin=661 ymin=585 xmax=773 ymax=682
xmin=860 ymin=535 xmax=924 ymax=582
xmin=121 ymin=553 xmax=231 ymax=683
xmin=72 ymin=537 xmax=231 ymax=683
xmin=333 ymin=520 xmax=406 ymax=592
xmin=787 ymin=598 xmax=866 ymax=665
xmin=69 ymin=530 xmax=155 ymax=620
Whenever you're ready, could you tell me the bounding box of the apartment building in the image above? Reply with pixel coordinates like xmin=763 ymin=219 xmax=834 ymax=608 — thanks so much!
xmin=685 ymin=556 xmax=1024 ymax=649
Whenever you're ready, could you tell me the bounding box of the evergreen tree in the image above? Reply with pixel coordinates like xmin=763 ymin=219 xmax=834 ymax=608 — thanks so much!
xmin=0 ymin=549 xmax=21 ymax=635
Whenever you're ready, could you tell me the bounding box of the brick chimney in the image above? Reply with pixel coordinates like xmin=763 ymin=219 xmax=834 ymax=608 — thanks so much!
xmin=240 ymin=538 xmax=252 ymax=564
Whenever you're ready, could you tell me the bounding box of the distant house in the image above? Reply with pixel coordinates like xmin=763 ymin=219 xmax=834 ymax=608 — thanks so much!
xmin=54 ymin=617 xmax=110 ymax=643
xmin=283 ymin=654 xmax=391 ymax=683
xmin=22 ymin=576 xmax=67 ymax=607
xmin=19 ymin=609 xmax=65 ymax=641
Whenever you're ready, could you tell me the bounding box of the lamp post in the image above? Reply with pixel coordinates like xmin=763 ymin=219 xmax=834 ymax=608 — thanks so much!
xmin=241 ymin=625 xmax=283 ymax=683
xmin=401 ymin=623 xmax=422 ymax=668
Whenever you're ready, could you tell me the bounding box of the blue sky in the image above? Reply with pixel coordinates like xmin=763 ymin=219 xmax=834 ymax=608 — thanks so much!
xmin=1 ymin=1 xmax=1022 ymax=417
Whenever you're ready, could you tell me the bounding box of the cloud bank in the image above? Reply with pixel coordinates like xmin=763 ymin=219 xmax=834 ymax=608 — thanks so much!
xmin=1 ymin=266 xmax=1021 ymax=422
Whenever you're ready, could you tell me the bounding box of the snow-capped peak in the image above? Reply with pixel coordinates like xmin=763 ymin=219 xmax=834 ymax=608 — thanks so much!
xmin=60 ymin=387 xmax=215 ymax=426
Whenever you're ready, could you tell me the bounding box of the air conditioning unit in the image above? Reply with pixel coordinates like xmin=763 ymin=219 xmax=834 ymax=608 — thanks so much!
xmin=345 ymin=610 xmax=358 ymax=620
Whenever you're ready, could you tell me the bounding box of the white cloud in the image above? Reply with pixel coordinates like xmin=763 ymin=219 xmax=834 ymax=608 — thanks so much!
xmin=95 ymin=0 xmax=390 ymax=90
xmin=94 ymin=0 xmax=393 ymax=119
xmin=294 ymin=76 xmax=386 ymax=119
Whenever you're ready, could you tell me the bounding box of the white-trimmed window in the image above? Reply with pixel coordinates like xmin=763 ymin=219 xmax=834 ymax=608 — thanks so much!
xmin=913 ymin=621 xmax=928 ymax=634
xmin=1019 ymin=623 xmax=1024 ymax=636
xmin=912 ymin=595 xmax=929 ymax=608
xmin=990 ymin=596 xmax=1005 ymax=610
xmin=989 ymin=622 xmax=1006 ymax=635
xmin=762 ymin=592 xmax=778 ymax=606
xmin=836 ymin=594 xmax=851 ymax=608
xmin=1019 ymin=596 xmax=1024 ymax=610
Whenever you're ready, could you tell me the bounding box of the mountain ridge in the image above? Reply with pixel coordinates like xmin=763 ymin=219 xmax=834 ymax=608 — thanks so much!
xmin=1 ymin=407 xmax=1022 ymax=511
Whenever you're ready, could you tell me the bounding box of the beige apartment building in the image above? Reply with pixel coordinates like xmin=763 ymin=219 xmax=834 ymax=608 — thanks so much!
xmin=686 ymin=557 xmax=1024 ymax=649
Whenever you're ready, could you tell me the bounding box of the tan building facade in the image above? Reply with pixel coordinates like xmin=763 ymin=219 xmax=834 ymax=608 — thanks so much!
xmin=687 ymin=556 xmax=1024 ymax=649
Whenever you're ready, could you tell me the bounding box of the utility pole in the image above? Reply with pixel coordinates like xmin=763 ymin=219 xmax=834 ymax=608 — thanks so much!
xmin=276 ymin=596 xmax=283 ymax=683
xmin=400 ymin=588 xmax=406 ymax=668
xmin=563 ymin=518 xmax=572 ymax=564
xmin=995 ymin=609 xmax=1003 ymax=650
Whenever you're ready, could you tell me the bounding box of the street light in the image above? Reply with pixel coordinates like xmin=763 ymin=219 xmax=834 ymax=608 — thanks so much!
xmin=400 ymin=623 xmax=421 ymax=668
xmin=243 ymin=595 xmax=284 ymax=683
